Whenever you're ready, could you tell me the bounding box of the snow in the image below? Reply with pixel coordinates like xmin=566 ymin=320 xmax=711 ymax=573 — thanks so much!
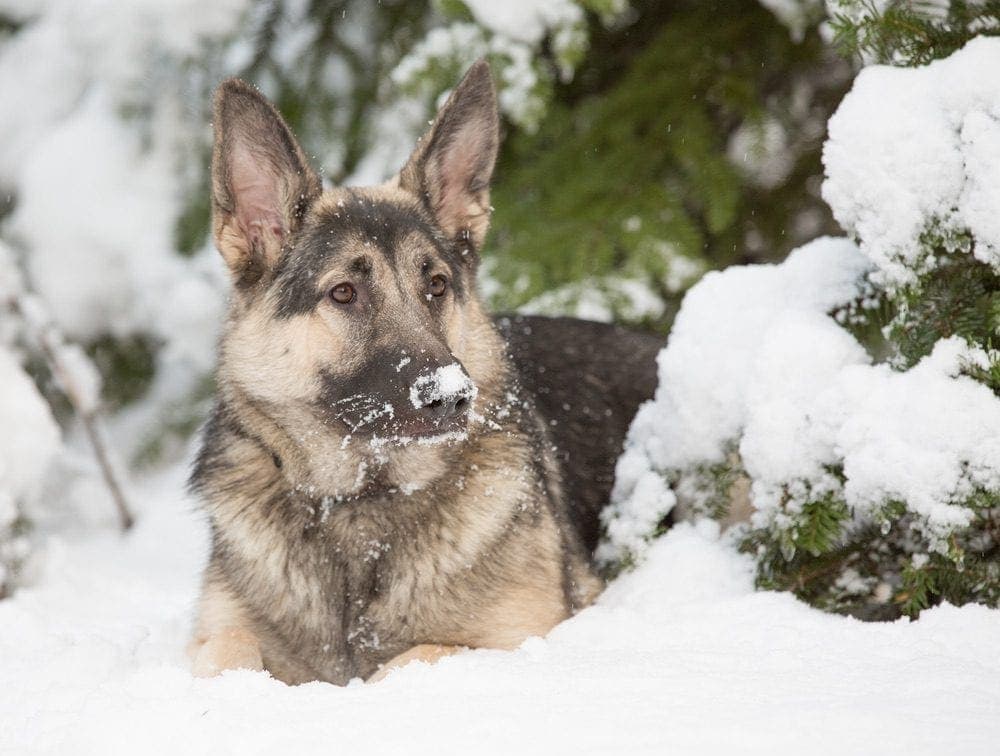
xmin=727 ymin=116 xmax=796 ymax=189
xmin=602 ymin=235 xmax=1000 ymax=563
xmin=519 ymin=276 xmax=669 ymax=323
xmin=50 ymin=341 xmax=102 ymax=415
xmin=463 ymin=0 xmax=582 ymax=46
xmin=0 ymin=348 xmax=61 ymax=589
xmin=2 ymin=469 xmax=998 ymax=754
xmin=390 ymin=0 xmax=589 ymax=132
xmin=823 ymin=37 xmax=1000 ymax=288
xmin=391 ymin=22 xmax=549 ymax=131
xmin=408 ymin=364 xmax=477 ymax=409
xmin=0 ymin=350 xmax=60 ymax=507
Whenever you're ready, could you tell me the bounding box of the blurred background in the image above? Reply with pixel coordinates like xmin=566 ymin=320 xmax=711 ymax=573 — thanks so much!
xmin=0 ymin=0 xmax=855 ymax=589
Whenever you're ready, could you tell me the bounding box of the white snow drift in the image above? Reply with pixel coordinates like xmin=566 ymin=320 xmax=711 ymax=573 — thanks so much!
xmin=1 ymin=469 xmax=997 ymax=755
xmin=823 ymin=36 xmax=1000 ymax=288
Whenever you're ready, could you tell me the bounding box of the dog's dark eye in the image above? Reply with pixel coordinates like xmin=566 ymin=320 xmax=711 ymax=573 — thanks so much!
xmin=429 ymin=275 xmax=448 ymax=297
xmin=329 ymin=283 xmax=356 ymax=305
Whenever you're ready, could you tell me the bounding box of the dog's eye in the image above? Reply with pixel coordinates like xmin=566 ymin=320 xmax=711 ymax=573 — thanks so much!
xmin=429 ymin=275 xmax=448 ymax=297
xmin=329 ymin=283 xmax=356 ymax=305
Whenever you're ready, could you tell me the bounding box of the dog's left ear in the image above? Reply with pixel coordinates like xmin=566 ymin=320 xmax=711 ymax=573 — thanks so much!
xmin=398 ymin=59 xmax=500 ymax=251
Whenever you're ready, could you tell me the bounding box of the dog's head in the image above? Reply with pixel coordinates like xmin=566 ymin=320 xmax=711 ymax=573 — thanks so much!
xmin=210 ymin=61 xmax=510 ymax=490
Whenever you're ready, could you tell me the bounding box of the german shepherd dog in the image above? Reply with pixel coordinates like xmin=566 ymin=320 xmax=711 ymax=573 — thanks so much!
xmin=188 ymin=60 xmax=663 ymax=684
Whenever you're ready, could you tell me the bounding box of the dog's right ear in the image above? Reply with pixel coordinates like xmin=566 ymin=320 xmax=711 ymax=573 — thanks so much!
xmin=211 ymin=79 xmax=321 ymax=286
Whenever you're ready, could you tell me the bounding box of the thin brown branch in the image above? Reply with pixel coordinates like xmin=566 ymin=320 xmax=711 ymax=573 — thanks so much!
xmin=4 ymin=295 xmax=135 ymax=532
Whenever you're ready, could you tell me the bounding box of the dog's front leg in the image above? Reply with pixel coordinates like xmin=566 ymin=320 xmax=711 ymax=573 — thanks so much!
xmin=368 ymin=644 xmax=464 ymax=682
xmin=190 ymin=626 xmax=264 ymax=677
xmin=188 ymin=575 xmax=264 ymax=677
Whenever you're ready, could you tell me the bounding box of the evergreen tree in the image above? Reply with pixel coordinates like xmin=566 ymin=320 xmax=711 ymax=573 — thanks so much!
xmin=602 ymin=8 xmax=1000 ymax=620
xmin=751 ymin=2 xmax=1000 ymax=619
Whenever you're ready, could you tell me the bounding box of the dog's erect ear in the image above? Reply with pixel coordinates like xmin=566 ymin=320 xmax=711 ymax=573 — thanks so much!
xmin=398 ymin=59 xmax=500 ymax=251
xmin=211 ymin=79 xmax=321 ymax=285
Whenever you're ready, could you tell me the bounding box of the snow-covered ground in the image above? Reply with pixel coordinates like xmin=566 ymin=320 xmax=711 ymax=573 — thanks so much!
xmin=2 ymin=462 xmax=998 ymax=755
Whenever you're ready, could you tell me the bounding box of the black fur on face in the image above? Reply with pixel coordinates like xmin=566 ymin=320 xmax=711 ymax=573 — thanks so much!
xmin=313 ymin=346 xmax=471 ymax=440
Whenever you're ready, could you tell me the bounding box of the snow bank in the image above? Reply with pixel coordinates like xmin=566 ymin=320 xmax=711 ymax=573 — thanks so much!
xmin=823 ymin=37 xmax=1000 ymax=288
xmin=601 ymin=235 xmax=1000 ymax=564
xmin=1 ymin=469 xmax=998 ymax=754
xmin=600 ymin=237 xmax=869 ymax=561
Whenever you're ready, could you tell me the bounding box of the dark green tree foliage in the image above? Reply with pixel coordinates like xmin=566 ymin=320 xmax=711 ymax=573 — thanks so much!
xmin=487 ymin=1 xmax=849 ymax=324
xmin=738 ymin=255 xmax=1000 ymax=619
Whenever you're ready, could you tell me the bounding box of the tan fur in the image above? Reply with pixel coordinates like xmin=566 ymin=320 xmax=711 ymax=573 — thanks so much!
xmin=189 ymin=578 xmax=263 ymax=677
xmin=192 ymin=61 xmax=603 ymax=686
xmin=211 ymin=78 xmax=321 ymax=281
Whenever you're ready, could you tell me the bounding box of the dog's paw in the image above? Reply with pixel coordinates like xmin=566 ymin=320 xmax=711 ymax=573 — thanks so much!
xmin=190 ymin=627 xmax=263 ymax=677
xmin=367 ymin=644 xmax=461 ymax=683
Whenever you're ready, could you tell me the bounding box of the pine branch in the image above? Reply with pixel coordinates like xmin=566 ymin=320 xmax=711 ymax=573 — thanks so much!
xmin=830 ymin=0 xmax=1000 ymax=66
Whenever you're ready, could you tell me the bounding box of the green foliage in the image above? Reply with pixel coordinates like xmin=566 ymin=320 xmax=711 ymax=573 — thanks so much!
xmin=132 ymin=374 xmax=216 ymax=468
xmin=830 ymin=0 xmax=1000 ymax=65
xmin=790 ymin=494 xmax=852 ymax=558
xmin=168 ymin=1 xmax=847 ymax=329
xmin=732 ymin=247 xmax=1000 ymax=619
xmin=890 ymin=255 xmax=1000 ymax=369
xmin=734 ymin=251 xmax=1000 ymax=620
xmin=86 ymin=335 xmax=159 ymax=411
xmin=486 ymin=1 xmax=846 ymax=321
xmin=745 ymin=491 xmax=1000 ymax=620
xmin=234 ymin=0 xmax=433 ymax=183
xmin=664 ymin=4 xmax=1000 ymax=622
xmin=900 ymin=543 xmax=1000 ymax=615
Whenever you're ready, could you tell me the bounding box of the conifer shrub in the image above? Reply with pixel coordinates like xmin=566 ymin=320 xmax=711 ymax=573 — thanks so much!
xmin=601 ymin=26 xmax=1000 ymax=619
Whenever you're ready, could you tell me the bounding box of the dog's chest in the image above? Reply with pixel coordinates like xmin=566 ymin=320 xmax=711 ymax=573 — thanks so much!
xmin=267 ymin=473 xmax=541 ymax=679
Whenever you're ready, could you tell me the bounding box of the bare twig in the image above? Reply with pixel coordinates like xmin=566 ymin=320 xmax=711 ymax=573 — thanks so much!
xmin=3 ymin=294 xmax=135 ymax=532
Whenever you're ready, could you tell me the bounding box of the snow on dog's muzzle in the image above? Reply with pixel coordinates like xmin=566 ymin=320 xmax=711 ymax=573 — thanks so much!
xmin=409 ymin=364 xmax=477 ymax=421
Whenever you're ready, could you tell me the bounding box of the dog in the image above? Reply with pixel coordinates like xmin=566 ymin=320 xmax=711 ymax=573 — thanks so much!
xmin=187 ymin=59 xmax=663 ymax=684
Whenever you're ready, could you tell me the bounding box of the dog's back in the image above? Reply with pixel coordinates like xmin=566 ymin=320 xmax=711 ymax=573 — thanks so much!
xmin=499 ymin=315 xmax=664 ymax=552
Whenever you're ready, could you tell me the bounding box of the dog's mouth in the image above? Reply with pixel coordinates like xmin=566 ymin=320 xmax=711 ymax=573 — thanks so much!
xmin=368 ymin=425 xmax=470 ymax=450
xmin=324 ymin=396 xmax=469 ymax=444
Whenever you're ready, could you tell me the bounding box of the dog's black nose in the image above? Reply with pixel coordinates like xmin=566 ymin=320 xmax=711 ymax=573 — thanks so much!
xmin=420 ymin=394 xmax=470 ymax=419
xmin=409 ymin=364 xmax=476 ymax=422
